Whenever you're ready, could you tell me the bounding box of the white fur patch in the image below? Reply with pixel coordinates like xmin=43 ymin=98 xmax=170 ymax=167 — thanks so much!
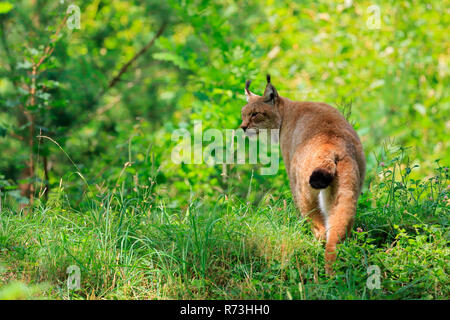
xmin=319 ymin=189 xmax=330 ymax=240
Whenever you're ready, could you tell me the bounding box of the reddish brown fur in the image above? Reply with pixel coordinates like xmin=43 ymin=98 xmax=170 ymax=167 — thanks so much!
xmin=240 ymin=76 xmax=366 ymax=274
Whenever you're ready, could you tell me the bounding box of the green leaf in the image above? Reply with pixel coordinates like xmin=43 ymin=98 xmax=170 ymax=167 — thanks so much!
xmin=0 ymin=124 xmax=7 ymax=137
xmin=17 ymin=60 xmax=32 ymax=70
xmin=152 ymin=52 xmax=188 ymax=69
xmin=0 ymin=2 xmax=13 ymax=14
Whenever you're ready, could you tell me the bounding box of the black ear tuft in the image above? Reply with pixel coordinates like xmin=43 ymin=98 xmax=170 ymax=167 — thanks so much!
xmin=245 ymin=80 xmax=251 ymax=91
xmin=263 ymin=74 xmax=278 ymax=105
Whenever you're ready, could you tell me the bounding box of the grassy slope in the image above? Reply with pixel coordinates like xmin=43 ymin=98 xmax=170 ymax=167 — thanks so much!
xmin=0 ymin=155 xmax=448 ymax=300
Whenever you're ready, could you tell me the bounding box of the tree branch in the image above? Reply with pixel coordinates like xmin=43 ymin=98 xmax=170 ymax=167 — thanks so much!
xmin=96 ymin=21 xmax=168 ymax=100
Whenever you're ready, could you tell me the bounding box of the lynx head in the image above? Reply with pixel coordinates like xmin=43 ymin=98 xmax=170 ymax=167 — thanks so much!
xmin=240 ymin=74 xmax=281 ymax=135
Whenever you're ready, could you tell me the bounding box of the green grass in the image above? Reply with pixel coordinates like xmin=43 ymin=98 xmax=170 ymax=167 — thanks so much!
xmin=0 ymin=0 xmax=448 ymax=301
xmin=0 ymin=150 xmax=448 ymax=300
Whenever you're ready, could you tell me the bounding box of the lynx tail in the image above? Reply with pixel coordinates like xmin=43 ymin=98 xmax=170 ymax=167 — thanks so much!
xmin=309 ymin=168 xmax=335 ymax=189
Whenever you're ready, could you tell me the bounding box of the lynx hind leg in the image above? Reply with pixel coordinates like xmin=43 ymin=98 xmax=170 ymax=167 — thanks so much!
xmin=298 ymin=190 xmax=327 ymax=241
xmin=324 ymin=158 xmax=360 ymax=274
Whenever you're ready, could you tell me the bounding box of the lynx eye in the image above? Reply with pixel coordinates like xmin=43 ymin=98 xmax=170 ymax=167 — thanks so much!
xmin=251 ymin=112 xmax=259 ymax=117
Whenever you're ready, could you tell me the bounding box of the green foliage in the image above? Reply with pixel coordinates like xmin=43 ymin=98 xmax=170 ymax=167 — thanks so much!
xmin=0 ymin=150 xmax=448 ymax=299
xmin=0 ymin=281 xmax=44 ymax=300
xmin=0 ymin=0 xmax=448 ymax=299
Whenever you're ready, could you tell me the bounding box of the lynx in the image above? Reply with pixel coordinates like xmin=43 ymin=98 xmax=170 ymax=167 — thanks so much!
xmin=239 ymin=75 xmax=366 ymax=273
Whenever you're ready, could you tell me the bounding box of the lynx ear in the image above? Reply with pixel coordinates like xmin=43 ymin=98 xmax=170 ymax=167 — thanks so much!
xmin=245 ymin=80 xmax=257 ymax=102
xmin=263 ymin=74 xmax=278 ymax=106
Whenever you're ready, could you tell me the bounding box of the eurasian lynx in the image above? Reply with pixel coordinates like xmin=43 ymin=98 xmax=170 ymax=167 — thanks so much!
xmin=240 ymin=75 xmax=366 ymax=273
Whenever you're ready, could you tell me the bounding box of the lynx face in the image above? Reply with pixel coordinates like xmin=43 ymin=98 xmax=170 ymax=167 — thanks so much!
xmin=239 ymin=75 xmax=281 ymax=135
xmin=240 ymin=101 xmax=280 ymax=135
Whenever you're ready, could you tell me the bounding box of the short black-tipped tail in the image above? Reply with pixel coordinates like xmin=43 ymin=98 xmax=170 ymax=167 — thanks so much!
xmin=309 ymin=168 xmax=334 ymax=189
